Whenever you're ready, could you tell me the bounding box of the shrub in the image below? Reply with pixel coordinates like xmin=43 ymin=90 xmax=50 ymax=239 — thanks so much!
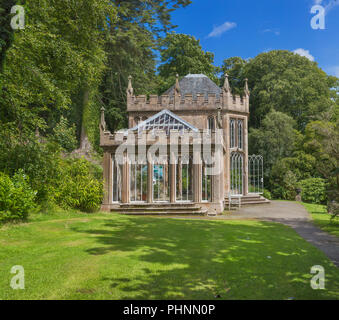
xmin=299 ymin=178 xmax=327 ymax=204
xmin=263 ymin=189 xmax=272 ymax=200
xmin=53 ymin=158 xmax=103 ymax=212
xmin=0 ymin=170 xmax=36 ymax=222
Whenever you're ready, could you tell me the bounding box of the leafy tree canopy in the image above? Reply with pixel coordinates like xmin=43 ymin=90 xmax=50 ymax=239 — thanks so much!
xmin=157 ymin=32 xmax=219 ymax=93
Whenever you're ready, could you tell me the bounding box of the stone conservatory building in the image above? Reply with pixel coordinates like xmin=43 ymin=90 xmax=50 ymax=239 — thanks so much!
xmin=100 ymin=74 xmax=268 ymax=215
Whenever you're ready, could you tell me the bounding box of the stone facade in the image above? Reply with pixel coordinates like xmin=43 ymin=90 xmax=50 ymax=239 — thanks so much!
xmin=100 ymin=74 xmax=252 ymax=214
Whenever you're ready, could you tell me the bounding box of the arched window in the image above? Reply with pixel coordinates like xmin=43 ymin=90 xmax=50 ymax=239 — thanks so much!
xmin=238 ymin=119 xmax=244 ymax=150
xmin=208 ymin=116 xmax=215 ymax=131
xmin=230 ymin=118 xmax=236 ymax=148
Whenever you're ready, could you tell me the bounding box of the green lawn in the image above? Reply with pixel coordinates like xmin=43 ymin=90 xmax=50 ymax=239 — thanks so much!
xmin=1 ymin=210 xmax=339 ymax=300
xmin=302 ymin=203 xmax=339 ymax=238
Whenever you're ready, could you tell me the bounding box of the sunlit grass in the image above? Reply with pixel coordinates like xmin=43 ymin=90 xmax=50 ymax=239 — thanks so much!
xmin=302 ymin=202 xmax=339 ymax=238
xmin=0 ymin=211 xmax=338 ymax=300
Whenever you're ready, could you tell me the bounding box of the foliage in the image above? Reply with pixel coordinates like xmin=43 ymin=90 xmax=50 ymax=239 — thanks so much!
xmin=0 ymin=0 xmax=16 ymax=72
xmin=249 ymin=110 xmax=297 ymax=178
xmin=157 ymin=32 xmax=219 ymax=93
xmin=223 ymin=50 xmax=337 ymax=130
xmin=220 ymin=57 xmax=247 ymax=95
xmin=0 ymin=0 xmax=115 ymax=144
xmin=100 ymin=1 xmax=192 ymax=133
xmin=263 ymin=189 xmax=272 ymax=200
xmin=270 ymin=167 xmax=298 ymax=200
xmin=52 ymin=158 xmax=103 ymax=212
xmin=51 ymin=116 xmax=77 ymax=152
xmin=299 ymin=178 xmax=327 ymax=204
xmin=0 ymin=170 xmax=36 ymax=222
xmin=0 ymin=126 xmax=63 ymax=203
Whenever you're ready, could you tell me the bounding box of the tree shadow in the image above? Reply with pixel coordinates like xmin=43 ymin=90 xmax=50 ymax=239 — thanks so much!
xmin=70 ymin=216 xmax=339 ymax=300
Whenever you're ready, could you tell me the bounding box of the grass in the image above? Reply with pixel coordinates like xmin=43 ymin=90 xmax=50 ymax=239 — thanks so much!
xmin=1 ymin=210 xmax=339 ymax=300
xmin=302 ymin=203 xmax=339 ymax=238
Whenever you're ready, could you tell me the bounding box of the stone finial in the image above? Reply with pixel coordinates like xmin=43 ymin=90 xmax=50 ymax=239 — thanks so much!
xmin=127 ymin=75 xmax=133 ymax=96
xmin=175 ymin=73 xmax=180 ymax=94
xmin=244 ymin=78 xmax=250 ymax=96
xmin=100 ymin=106 xmax=106 ymax=131
xmin=223 ymin=73 xmax=230 ymax=93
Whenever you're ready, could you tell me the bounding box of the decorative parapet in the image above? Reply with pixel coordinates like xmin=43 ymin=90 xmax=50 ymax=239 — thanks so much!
xmin=126 ymin=73 xmax=249 ymax=113
xmin=127 ymin=92 xmax=249 ymax=113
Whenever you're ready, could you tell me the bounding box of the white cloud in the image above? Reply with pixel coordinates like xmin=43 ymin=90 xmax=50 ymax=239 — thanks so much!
xmin=263 ymin=28 xmax=280 ymax=36
xmin=207 ymin=21 xmax=237 ymax=38
xmin=293 ymin=48 xmax=315 ymax=61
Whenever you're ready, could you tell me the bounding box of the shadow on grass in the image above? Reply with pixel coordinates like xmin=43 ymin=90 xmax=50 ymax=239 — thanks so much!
xmin=71 ymin=216 xmax=339 ymax=300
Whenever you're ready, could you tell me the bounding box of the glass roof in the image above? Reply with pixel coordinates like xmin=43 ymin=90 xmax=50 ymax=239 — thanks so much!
xmin=130 ymin=109 xmax=199 ymax=134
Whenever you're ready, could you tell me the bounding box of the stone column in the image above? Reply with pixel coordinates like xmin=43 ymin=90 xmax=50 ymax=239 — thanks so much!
xmin=102 ymin=151 xmax=112 ymax=206
xmin=121 ymin=152 xmax=130 ymax=203
xmin=193 ymin=151 xmax=202 ymax=203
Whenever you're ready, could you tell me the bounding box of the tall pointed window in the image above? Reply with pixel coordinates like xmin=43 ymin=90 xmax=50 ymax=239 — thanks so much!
xmin=230 ymin=118 xmax=236 ymax=148
xmin=238 ymin=119 xmax=244 ymax=150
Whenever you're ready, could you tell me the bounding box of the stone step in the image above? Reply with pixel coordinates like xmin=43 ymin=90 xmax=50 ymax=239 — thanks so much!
xmin=117 ymin=210 xmax=208 ymax=216
xmin=119 ymin=203 xmax=197 ymax=208
xmin=114 ymin=206 xmax=202 ymax=212
xmin=225 ymin=195 xmax=270 ymax=206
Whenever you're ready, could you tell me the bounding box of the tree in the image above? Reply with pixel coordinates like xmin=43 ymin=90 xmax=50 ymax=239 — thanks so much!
xmin=100 ymin=1 xmax=192 ymax=133
xmin=0 ymin=0 xmax=115 ymax=141
xmin=220 ymin=57 xmax=247 ymax=95
xmin=249 ymin=110 xmax=298 ymax=177
xmin=157 ymin=32 xmax=219 ymax=93
xmin=0 ymin=0 xmax=17 ymax=73
xmin=222 ymin=50 xmax=337 ymax=130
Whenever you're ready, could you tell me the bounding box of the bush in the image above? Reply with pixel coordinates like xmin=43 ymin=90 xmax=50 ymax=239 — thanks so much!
xmin=299 ymin=178 xmax=327 ymax=204
xmin=53 ymin=158 xmax=103 ymax=212
xmin=263 ymin=189 xmax=272 ymax=200
xmin=0 ymin=170 xmax=36 ymax=222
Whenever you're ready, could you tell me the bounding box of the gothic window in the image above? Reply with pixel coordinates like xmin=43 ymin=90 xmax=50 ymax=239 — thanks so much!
xmin=230 ymin=118 xmax=236 ymax=148
xmin=238 ymin=119 xmax=244 ymax=150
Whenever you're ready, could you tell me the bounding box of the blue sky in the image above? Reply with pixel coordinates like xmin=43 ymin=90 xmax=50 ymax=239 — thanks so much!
xmin=169 ymin=0 xmax=339 ymax=77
